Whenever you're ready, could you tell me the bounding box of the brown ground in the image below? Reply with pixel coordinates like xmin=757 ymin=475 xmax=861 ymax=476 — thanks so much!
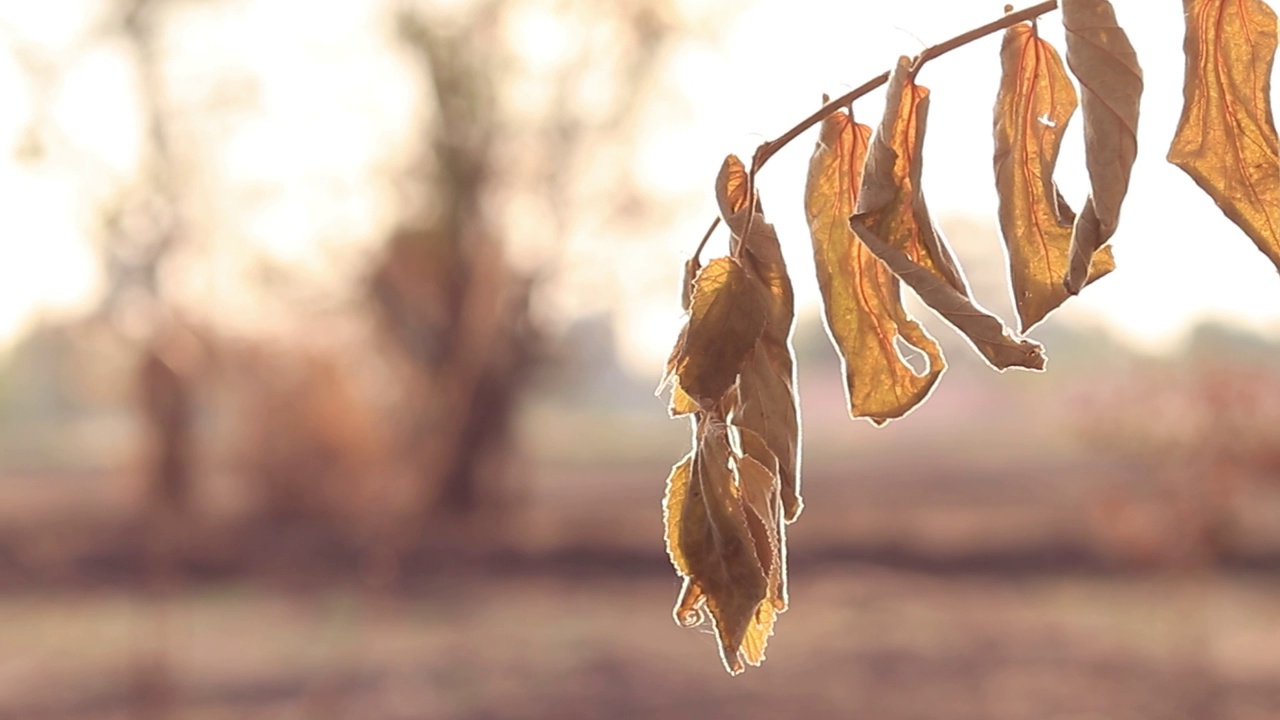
xmin=4 ymin=392 xmax=1280 ymax=719
xmin=3 ymin=567 xmax=1279 ymax=719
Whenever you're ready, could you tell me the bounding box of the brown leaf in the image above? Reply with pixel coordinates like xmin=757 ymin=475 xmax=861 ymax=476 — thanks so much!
xmin=734 ymin=450 xmax=786 ymax=667
xmin=673 ymin=578 xmax=706 ymax=628
xmin=716 ymin=155 xmax=804 ymax=522
xmin=806 ymin=108 xmax=945 ymax=423
xmin=676 ymin=424 xmax=769 ymax=675
xmin=1061 ymin=0 xmax=1143 ymax=294
xmin=1168 ymin=0 xmax=1279 ymax=269
xmin=662 ymin=450 xmax=695 ymax=578
xmin=680 ymin=256 xmax=701 ymax=312
xmin=850 ymin=61 xmax=966 ymax=295
xmin=716 ymin=154 xmax=753 ymax=217
xmin=667 ymin=257 xmax=768 ymax=405
xmin=851 ymin=58 xmax=1046 ymax=372
xmin=668 ymin=383 xmax=699 ymax=418
xmin=995 ymin=23 xmax=1116 ymax=332
xmin=736 ymin=427 xmax=789 ymax=609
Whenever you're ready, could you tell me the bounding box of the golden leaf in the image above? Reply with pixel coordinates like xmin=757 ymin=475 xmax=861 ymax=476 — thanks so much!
xmin=995 ymin=23 xmax=1116 ymax=333
xmin=667 ymin=257 xmax=768 ymax=405
xmin=1061 ymin=0 xmax=1143 ymax=294
xmin=1168 ymin=0 xmax=1279 ymax=269
xmin=715 ymin=156 xmax=804 ymax=522
xmin=851 ymin=58 xmax=1046 ymax=372
xmin=736 ymin=426 xmax=789 ymax=609
xmin=716 ymin=154 xmax=753 ymax=217
xmin=662 ymin=450 xmax=695 ymax=578
xmin=806 ymin=108 xmax=945 ymax=423
xmin=680 ymin=256 xmax=701 ymax=312
xmin=676 ymin=424 xmax=770 ymax=675
xmin=668 ymin=383 xmax=699 ymax=418
xmin=734 ymin=450 xmax=786 ymax=667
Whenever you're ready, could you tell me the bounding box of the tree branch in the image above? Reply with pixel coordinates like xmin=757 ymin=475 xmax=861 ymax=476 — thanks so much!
xmin=692 ymin=0 xmax=1060 ymax=262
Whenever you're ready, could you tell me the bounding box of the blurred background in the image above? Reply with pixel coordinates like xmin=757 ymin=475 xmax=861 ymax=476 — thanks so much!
xmin=2 ymin=0 xmax=1279 ymax=717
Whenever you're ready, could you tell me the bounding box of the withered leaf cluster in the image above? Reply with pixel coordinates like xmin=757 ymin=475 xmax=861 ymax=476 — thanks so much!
xmin=663 ymin=0 xmax=1280 ymax=675
xmin=662 ymin=156 xmax=798 ymax=675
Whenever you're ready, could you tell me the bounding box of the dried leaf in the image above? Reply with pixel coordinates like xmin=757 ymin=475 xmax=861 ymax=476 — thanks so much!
xmin=995 ymin=23 xmax=1116 ymax=332
xmin=736 ymin=426 xmax=789 ymax=609
xmin=735 ymin=450 xmax=786 ymax=668
xmin=667 ymin=257 xmax=768 ymax=405
xmin=716 ymin=156 xmax=804 ymax=522
xmin=668 ymin=383 xmax=699 ymax=418
xmin=850 ymin=63 xmax=966 ymax=295
xmin=662 ymin=450 xmax=695 ymax=578
xmin=680 ymin=256 xmax=701 ymax=312
xmin=673 ymin=577 xmax=706 ymax=628
xmin=1061 ymin=0 xmax=1143 ymax=294
xmin=676 ymin=424 xmax=769 ymax=675
xmin=1168 ymin=0 xmax=1279 ymax=269
xmin=716 ymin=154 xmax=753 ymax=217
xmin=851 ymin=58 xmax=1047 ymax=371
xmin=806 ymin=108 xmax=945 ymax=423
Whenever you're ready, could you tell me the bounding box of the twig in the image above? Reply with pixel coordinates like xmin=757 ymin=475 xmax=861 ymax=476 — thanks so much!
xmin=692 ymin=0 xmax=1060 ymax=261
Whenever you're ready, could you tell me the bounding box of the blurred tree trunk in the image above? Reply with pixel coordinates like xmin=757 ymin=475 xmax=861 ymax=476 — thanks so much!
xmin=373 ymin=1 xmax=680 ymax=521
xmin=114 ymin=0 xmax=196 ymax=517
xmin=138 ymin=346 xmax=193 ymax=514
xmin=372 ymin=6 xmax=529 ymax=518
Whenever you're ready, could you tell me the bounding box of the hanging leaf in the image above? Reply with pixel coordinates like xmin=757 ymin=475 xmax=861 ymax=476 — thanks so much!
xmin=735 ymin=429 xmax=787 ymax=609
xmin=662 ymin=450 xmax=696 ymax=578
xmin=665 ymin=257 xmax=768 ymax=406
xmin=1061 ymin=0 xmax=1143 ymax=294
xmin=734 ymin=448 xmax=785 ymax=668
xmin=716 ymin=156 xmax=804 ymax=522
xmin=806 ymin=108 xmax=944 ymax=423
xmin=680 ymin=256 xmax=701 ymax=312
xmin=995 ymin=23 xmax=1116 ymax=333
xmin=851 ymin=58 xmax=1046 ymax=371
xmin=673 ymin=423 xmax=770 ymax=675
xmin=1167 ymin=0 xmax=1279 ymax=269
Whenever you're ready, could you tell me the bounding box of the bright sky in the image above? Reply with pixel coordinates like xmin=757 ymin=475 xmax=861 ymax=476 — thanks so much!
xmin=1 ymin=0 xmax=1278 ymax=376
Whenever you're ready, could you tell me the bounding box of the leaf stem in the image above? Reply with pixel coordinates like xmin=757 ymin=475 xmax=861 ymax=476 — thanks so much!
xmin=693 ymin=0 xmax=1060 ymax=261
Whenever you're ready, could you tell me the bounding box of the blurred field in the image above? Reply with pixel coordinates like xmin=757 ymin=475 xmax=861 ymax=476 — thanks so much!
xmin=5 ymin=346 xmax=1280 ymax=718
xmin=4 ymin=567 xmax=1280 ymax=719
xmin=4 ymin=414 xmax=1280 ymax=719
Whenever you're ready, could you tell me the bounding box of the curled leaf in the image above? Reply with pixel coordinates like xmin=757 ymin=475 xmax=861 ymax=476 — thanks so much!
xmin=734 ymin=451 xmax=784 ymax=667
xmin=994 ymin=22 xmax=1115 ymax=332
xmin=735 ymin=426 xmax=789 ymax=608
xmin=851 ymin=58 xmax=1046 ymax=371
xmin=1168 ymin=0 xmax=1279 ymax=269
xmin=1061 ymin=0 xmax=1143 ymax=294
xmin=853 ymin=225 xmax=1047 ymax=371
xmin=667 ymin=257 xmax=768 ymax=405
xmin=716 ymin=156 xmax=804 ymax=522
xmin=676 ymin=424 xmax=769 ymax=675
xmin=806 ymin=107 xmax=944 ymax=424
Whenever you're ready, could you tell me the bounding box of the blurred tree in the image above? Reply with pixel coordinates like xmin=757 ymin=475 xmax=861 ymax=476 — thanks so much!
xmin=113 ymin=0 xmax=199 ymax=520
xmin=5 ymin=0 xmax=200 ymax=514
xmin=373 ymin=0 xmax=683 ymax=518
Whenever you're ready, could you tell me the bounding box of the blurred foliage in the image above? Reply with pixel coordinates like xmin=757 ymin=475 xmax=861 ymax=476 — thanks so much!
xmin=0 ymin=0 xmax=715 ymax=535
xmin=1076 ymin=320 xmax=1280 ymax=567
